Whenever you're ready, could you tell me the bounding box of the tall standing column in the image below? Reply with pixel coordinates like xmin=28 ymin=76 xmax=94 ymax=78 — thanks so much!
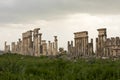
xmin=54 ymin=36 xmax=58 ymax=55
xmin=38 ymin=33 xmax=42 ymax=56
xmin=41 ymin=40 xmax=47 ymax=56
xmin=48 ymin=41 xmax=52 ymax=55
xmin=27 ymin=30 xmax=33 ymax=56
xmin=33 ymin=28 xmax=40 ymax=56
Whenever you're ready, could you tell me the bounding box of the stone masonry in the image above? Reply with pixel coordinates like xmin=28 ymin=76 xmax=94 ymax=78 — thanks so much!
xmin=68 ymin=31 xmax=93 ymax=58
xmin=5 ymin=28 xmax=58 ymax=56
xmin=96 ymin=28 xmax=120 ymax=57
xmin=4 ymin=41 xmax=10 ymax=53
xmin=4 ymin=28 xmax=120 ymax=58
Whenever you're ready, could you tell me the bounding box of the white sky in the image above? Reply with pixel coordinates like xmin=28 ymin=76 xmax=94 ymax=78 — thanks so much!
xmin=0 ymin=0 xmax=120 ymax=50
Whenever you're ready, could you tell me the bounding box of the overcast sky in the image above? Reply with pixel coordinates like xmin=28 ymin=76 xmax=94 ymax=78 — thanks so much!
xmin=0 ymin=0 xmax=120 ymax=50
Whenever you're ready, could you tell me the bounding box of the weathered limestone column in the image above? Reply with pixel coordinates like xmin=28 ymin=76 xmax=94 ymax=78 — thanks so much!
xmin=96 ymin=38 xmax=98 ymax=56
xmin=4 ymin=41 xmax=10 ymax=53
xmin=84 ymin=36 xmax=88 ymax=56
xmin=38 ymin=33 xmax=42 ymax=56
xmin=68 ymin=41 xmax=74 ymax=56
xmin=68 ymin=41 xmax=70 ymax=54
xmin=24 ymin=32 xmax=28 ymax=55
xmin=33 ymin=28 xmax=40 ymax=56
xmin=88 ymin=39 xmax=93 ymax=56
xmin=53 ymin=36 xmax=58 ymax=55
xmin=22 ymin=32 xmax=28 ymax=55
xmin=4 ymin=41 xmax=7 ymax=53
xmin=22 ymin=33 xmax=25 ymax=55
xmin=11 ymin=42 xmax=15 ymax=53
xmin=52 ymin=42 xmax=54 ymax=55
xmin=16 ymin=41 xmax=19 ymax=54
xmin=18 ymin=39 xmax=22 ymax=54
xmin=27 ymin=30 xmax=33 ymax=56
xmin=41 ymin=40 xmax=47 ymax=56
xmin=71 ymin=41 xmax=73 ymax=55
xmin=48 ymin=41 xmax=52 ymax=55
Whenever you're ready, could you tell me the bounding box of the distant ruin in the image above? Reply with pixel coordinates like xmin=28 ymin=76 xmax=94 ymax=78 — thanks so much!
xmin=68 ymin=31 xmax=93 ymax=58
xmin=4 ymin=28 xmax=58 ymax=56
xmin=68 ymin=28 xmax=120 ymax=58
xmin=96 ymin=28 xmax=120 ymax=57
xmin=4 ymin=28 xmax=120 ymax=58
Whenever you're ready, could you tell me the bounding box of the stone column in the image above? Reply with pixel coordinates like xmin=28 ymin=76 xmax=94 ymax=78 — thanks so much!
xmin=88 ymin=39 xmax=93 ymax=56
xmin=33 ymin=28 xmax=40 ymax=56
xmin=18 ymin=39 xmax=22 ymax=54
xmin=11 ymin=42 xmax=15 ymax=53
xmin=27 ymin=30 xmax=33 ymax=56
xmin=38 ymin=33 xmax=42 ymax=56
xmin=96 ymin=38 xmax=98 ymax=56
xmin=4 ymin=41 xmax=7 ymax=53
xmin=48 ymin=41 xmax=52 ymax=55
xmin=4 ymin=41 xmax=10 ymax=53
xmin=53 ymin=36 xmax=58 ymax=55
xmin=52 ymin=42 xmax=54 ymax=55
xmin=22 ymin=33 xmax=25 ymax=55
xmin=41 ymin=40 xmax=47 ymax=56
xmin=71 ymin=41 xmax=73 ymax=56
xmin=68 ymin=41 xmax=70 ymax=54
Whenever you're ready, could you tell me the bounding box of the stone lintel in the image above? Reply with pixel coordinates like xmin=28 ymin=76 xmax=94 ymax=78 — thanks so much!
xmin=74 ymin=31 xmax=88 ymax=35
xmin=97 ymin=28 xmax=106 ymax=31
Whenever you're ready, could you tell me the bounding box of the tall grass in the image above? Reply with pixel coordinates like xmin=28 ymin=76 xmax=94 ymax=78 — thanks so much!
xmin=0 ymin=53 xmax=120 ymax=80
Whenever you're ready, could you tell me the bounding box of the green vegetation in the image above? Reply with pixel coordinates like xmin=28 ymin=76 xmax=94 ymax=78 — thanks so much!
xmin=0 ymin=53 xmax=120 ymax=80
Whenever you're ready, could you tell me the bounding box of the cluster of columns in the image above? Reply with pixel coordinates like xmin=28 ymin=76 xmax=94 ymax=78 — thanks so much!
xmin=47 ymin=36 xmax=58 ymax=56
xmin=96 ymin=28 xmax=107 ymax=57
xmin=96 ymin=28 xmax=120 ymax=57
xmin=68 ymin=28 xmax=120 ymax=58
xmin=104 ymin=37 xmax=120 ymax=57
xmin=4 ymin=28 xmax=58 ymax=56
xmin=4 ymin=27 xmax=120 ymax=58
xmin=68 ymin=31 xmax=93 ymax=58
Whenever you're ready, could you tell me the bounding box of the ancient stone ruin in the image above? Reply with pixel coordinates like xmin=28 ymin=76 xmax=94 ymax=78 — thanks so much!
xmin=4 ymin=28 xmax=120 ymax=58
xmin=4 ymin=41 xmax=10 ymax=53
xmin=68 ymin=31 xmax=93 ymax=58
xmin=96 ymin=28 xmax=120 ymax=57
xmin=68 ymin=28 xmax=120 ymax=58
xmin=5 ymin=28 xmax=58 ymax=56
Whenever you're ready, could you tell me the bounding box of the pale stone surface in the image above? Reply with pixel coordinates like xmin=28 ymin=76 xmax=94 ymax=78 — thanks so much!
xmin=5 ymin=28 xmax=59 ymax=56
xmin=4 ymin=41 xmax=10 ymax=53
xmin=4 ymin=27 xmax=120 ymax=58
xmin=68 ymin=31 xmax=93 ymax=58
xmin=96 ymin=28 xmax=107 ymax=57
xmin=96 ymin=28 xmax=120 ymax=57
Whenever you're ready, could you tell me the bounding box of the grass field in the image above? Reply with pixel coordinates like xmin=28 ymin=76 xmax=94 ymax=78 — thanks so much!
xmin=0 ymin=53 xmax=120 ymax=80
